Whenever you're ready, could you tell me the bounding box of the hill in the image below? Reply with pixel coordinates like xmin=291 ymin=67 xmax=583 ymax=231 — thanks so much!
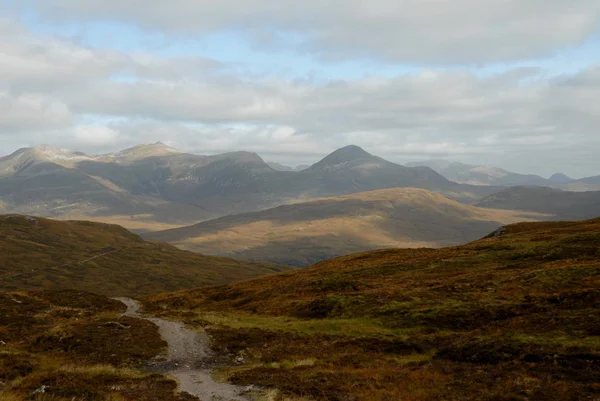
xmin=0 ymin=215 xmax=292 ymax=297
xmin=406 ymin=159 xmax=550 ymax=186
xmin=0 ymin=144 xmax=499 ymax=232
xmin=475 ymin=186 xmax=600 ymax=220
xmin=145 ymin=218 xmax=600 ymax=401
xmin=549 ymin=172 xmax=575 ymax=184
xmin=146 ymin=188 xmax=545 ymax=266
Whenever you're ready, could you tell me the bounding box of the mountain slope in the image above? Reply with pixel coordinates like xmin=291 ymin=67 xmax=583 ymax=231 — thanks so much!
xmin=0 ymin=215 xmax=292 ymax=297
xmin=406 ymin=159 xmax=550 ymax=186
xmin=146 ymin=218 xmax=600 ymax=401
xmin=146 ymin=188 xmax=544 ymax=266
xmin=475 ymin=186 xmax=600 ymax=220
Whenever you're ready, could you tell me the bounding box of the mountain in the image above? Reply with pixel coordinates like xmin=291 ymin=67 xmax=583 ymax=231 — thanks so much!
xmin=475 ymin=186 xmax=600 ymax=220
xmin=267 ymin=161 xmax=295 ymax=171
xmin=406 ymin=159 xmax=550 ymax=186
xmin=146 ymin=188 xmax=544 ymax=266
xmin=0 ymin=214 xmax=292 ymax=297
xmin=146 ymin=218 xmax=600 ymax=401
xmin=581 ymin=175 xmax=600 ymax=184
xmin=295 ymin=164 xmax=310 ymax=171
xmin=0 ymin=144 xmax=499 ymax=231
xmin=549 ymin=172 xmax=575 ymax=184
xmin=553 ymin=174 xmax=600 ymax=192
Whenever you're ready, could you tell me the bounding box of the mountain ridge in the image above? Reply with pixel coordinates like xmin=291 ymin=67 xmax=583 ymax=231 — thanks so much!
xmin=0 ymin=144 xmax=499 ymax=230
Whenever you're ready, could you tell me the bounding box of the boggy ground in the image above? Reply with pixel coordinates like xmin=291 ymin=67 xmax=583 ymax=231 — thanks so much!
xmin=145 ymin=218 xmax=600 ymax=401
xmin=0 ymin=289 xmax=198 ymax=401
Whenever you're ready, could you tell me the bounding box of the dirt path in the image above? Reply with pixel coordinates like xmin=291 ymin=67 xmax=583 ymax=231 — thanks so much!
xmin=115 ymin=297 xmax=253 ymax=401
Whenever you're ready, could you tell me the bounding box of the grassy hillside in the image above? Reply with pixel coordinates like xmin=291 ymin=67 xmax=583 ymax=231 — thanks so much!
xmin=146 ymin=218 xmax=600 ymax=401
xmin=0 ymin=290 xmax=198 ymax=400
xmin=0 ymin=215 xmax=292 ymax=297
xmin=146 ymin=188 xmax=545 ymax=266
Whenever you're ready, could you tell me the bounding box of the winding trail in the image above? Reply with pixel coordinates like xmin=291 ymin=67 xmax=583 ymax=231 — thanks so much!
xmin=115 ymin=297 xmax=252 ymax=401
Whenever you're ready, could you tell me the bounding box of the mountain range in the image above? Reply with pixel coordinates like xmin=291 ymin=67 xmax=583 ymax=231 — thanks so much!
xmin=406 ymin=159 xmax=600 ymax=191
xmin=406 ymin=159 xmax=554 ymax=186
xmin=0 ymin=144 xmax=499 ymax=232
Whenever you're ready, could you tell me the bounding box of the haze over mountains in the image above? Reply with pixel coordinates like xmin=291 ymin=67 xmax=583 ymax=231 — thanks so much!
xmin=0 ymin=143 xmax=500 ymax=231
xmin=407 ymin=159 xmax=600 ymax=192
xmin=407 ymin=160 xmax=558 ymax=187
xmin=475 ymin=187 xmax=600 ymax=221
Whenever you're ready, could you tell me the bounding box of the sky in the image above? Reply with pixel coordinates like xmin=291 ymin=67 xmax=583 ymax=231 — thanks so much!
xmin=1 ymin=1 xmax=599 ymax=178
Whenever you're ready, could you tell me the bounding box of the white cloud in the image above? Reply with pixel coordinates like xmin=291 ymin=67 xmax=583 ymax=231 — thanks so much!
xmin=0 ymin=15 xmax=599 ymax=176
xmin=28 ymin=0 xmax=600 ymax=63
xmin=73 ymin=125 xmax=119 ymax=146
xmin=0 ymin=92 xmax=72 ymax=133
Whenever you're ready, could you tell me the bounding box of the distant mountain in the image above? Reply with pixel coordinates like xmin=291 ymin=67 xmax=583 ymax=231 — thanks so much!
xmin=406 ymin=159 xmax=550 ymax=186
xmin=0 ymin=215 xmax=292 ymax=297
xmin=553 ymin=174 xmax=600 ymax=192
xmin=267 ymin=162 xmax=310 ymax=172
xmin=475 ymin=187 xmax=600 ymax=220
xmin=581 ymin=175 xmax=600 ymax=184
xmin=267 ymin=162 xmax=295 ymax=171
xmin=146 ymin=188 xmax=543 ymax=266
xmin=549 ymin=173 xmax=575 ymax=185
xmin=0 ymin=144 xmax=499 ymax=230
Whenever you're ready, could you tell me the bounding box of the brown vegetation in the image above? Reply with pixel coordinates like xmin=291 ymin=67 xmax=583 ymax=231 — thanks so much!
xmin=146 ymin=218 xmax=600 ymax=401
xmin=0 ymin=214 xmax=294 ymax=297
xmin=146 ymin=188 xmax=546 ymax=266
xmin=0 ymin=290 xmax=196 ymax=401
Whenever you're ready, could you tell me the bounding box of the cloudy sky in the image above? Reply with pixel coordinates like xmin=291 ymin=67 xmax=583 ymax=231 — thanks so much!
xmin=1 ymin=1 xmax=599 ymax=177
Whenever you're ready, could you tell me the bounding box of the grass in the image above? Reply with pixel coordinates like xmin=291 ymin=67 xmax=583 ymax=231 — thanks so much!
xmin=145 ymin=217 xmax=600 ymax=401
xmin=0 ymin=214 xmax=295 ymax=297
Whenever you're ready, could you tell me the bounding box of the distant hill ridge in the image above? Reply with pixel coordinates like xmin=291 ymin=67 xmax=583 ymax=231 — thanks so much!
xmin=145 ymin=187 xmax=545 ymax=266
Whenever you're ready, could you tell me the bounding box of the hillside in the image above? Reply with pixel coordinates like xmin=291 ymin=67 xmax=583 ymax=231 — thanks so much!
xmin=0 ymin=215 xmax=292 ymax=297
xmin=475 ymin=186 xmax=600 ymax=220
xmin=0 ymin=144 xmax=499 ymax=232
xmin=406 ymin=159 xmax=550 ymax=186
xmin=146 ymin=188 xmax=545 ymax=266
xmin=146 ymin=218 xmax=600 ymax=401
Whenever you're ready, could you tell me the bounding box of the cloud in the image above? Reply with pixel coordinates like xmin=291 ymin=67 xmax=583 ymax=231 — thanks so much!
xmin=73 ymin=125 xmax=119 ymax=146
xmin=0 ymin=92 xmax=72 ymax=133
xmin=0 ymin=16 xmax=599 ymax=177
xmin=27 ymin=0 xmax=600 ymax=63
